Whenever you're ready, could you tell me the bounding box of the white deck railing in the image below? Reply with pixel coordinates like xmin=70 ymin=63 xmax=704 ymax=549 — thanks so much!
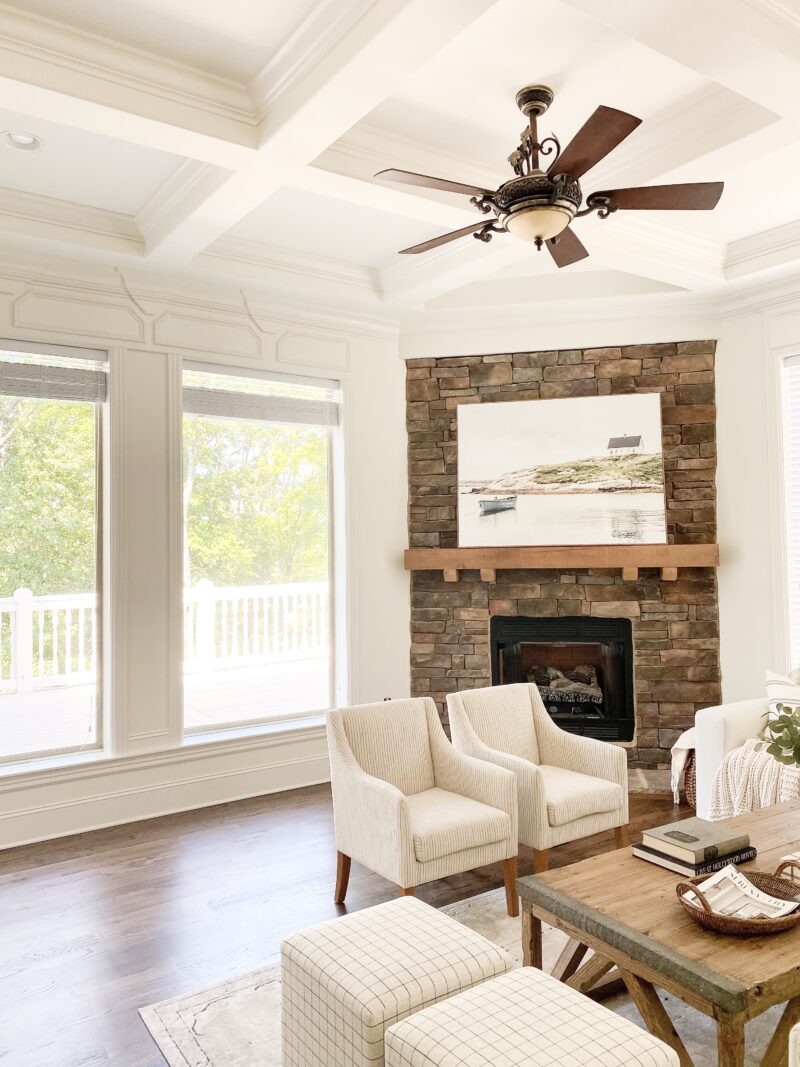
xmin=0 ymin=581 xmax=329 ymax=692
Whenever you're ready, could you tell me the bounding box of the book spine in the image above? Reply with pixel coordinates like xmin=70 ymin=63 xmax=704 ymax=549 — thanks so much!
xmin=696 ymin=836 xmax=752 ymax=863
xmin=695 ymin=847 xmax=757 ymax=874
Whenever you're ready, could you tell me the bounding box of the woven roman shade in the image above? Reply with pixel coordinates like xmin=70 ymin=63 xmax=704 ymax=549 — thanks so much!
xmin=183 ymin=364 xmax=340 ymax=427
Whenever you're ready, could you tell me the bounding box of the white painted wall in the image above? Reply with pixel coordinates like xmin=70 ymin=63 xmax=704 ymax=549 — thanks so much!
xmin=716 ymin=311 xmax=786 ymax=701
xmin=0 ymin=253 xmax=409 ymax=847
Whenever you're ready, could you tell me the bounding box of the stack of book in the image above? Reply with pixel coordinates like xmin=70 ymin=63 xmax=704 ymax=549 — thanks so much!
xmin=632 ymin=816 xmax=757 ymax=877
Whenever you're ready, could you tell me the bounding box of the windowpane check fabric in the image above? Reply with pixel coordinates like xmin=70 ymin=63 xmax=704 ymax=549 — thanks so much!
xmin=281 ymin=896 xmax=513 ymax=1067
xmin=384 ymin=966 xmax=680 ymax=1067
xmin=448 ymin=683 xmax=628 ymax=850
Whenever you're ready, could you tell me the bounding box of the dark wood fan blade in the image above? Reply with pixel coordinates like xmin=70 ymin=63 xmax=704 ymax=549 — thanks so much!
xmin=548 ymin=106 xmax=641 ymax=180
xmin=591 ymin=182 xmax=724 ymax=210
xmin=376 ymin=168 xmax=493 ymax=198
xmin=546 ymin=227 xmax=589 ymax=268
xmin=399 ymin=221 xmax=496 ymax=255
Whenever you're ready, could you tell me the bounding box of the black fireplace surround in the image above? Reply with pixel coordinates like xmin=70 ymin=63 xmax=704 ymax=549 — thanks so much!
xmin=490 ymin=615 xmax=635 ymax=742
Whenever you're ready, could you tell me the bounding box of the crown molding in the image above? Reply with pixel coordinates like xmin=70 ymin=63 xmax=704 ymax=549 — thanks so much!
xmin=741 ymin=0 xmax=800 ymax=35
xmin=198 ymin=236 xmax=381 ymax=297
xmin=252 ymin=0 xmax=379 ymax=121
xmin=0 ymin=186 xmax=142 ymax=254
xmin=725 ymin=216 xmax=800 ymax=280
xmin=137 ymin=162 xmax=230 ymax=246
xmin=0 ymin=3 xmax=253 ymax=118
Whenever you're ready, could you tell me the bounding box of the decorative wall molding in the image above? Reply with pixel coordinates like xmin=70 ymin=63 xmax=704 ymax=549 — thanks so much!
xmin=153 ymin=309 xmax=263 ymax=359
xmin=0 ymin=249 xmax=399 ymax=347
xmin=277 ymin=331 xmax=350 ymax=372
xmin=13 ymin=289 xmax=146 ymax=342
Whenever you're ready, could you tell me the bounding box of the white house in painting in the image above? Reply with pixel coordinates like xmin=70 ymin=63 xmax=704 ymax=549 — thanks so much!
xmin=607 ymin=434 xmax=643 ymax=455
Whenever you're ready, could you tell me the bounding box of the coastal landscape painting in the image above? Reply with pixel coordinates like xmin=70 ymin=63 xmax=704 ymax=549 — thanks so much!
xmin=457 ymin=393 xmax=667 ymax=547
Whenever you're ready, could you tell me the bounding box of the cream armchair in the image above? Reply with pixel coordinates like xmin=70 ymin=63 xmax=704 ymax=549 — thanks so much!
xmin=326 ymin=696 xmax=520 ymax=915
xmin=447 ymin=683 xmax=628 ymax=873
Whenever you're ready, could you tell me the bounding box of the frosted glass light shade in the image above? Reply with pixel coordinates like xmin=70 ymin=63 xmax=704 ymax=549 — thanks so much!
xmin=506 ymin=206 xmax=572 ymax=242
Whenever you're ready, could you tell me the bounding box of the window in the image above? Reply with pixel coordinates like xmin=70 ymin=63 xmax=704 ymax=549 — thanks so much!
xmin=182 ymin=365 xmax=339 ymax=732
xmin=0 ymin=343 xmax=106 ymax=763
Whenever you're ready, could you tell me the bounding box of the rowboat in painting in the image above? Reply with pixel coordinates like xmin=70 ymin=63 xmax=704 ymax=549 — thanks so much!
xmin=479 ymin=495 xmax=517 ymax=516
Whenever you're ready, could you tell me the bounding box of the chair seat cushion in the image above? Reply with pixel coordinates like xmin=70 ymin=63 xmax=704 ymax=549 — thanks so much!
xmin=405 ymin=787 xmax=511 ymax=863
xmin=384 ymin=966 xmax=679 ymax=1067
xmin=539 ymin=765 xmax=624 ymax=827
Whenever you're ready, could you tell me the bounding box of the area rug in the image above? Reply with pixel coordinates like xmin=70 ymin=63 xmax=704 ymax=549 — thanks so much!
xmin=140 ymin=888 xmax=781 ymax=1066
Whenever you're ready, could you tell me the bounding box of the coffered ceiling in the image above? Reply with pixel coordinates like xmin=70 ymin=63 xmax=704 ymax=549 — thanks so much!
xmin=1 ymin=0 xmax=800 ymax=320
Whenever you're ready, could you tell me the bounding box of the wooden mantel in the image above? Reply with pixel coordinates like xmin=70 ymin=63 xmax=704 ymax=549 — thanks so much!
xmin=403 ymin=544 xmax=720 ymax=583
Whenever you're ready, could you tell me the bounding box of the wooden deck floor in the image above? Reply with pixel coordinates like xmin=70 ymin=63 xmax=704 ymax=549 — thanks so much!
xmin=0 ymin=658 xmax=330 ymax=760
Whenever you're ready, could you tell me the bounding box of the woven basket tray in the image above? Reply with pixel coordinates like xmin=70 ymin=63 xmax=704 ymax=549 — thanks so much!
xmin=676 ymin=861 xmax=800 ymax=936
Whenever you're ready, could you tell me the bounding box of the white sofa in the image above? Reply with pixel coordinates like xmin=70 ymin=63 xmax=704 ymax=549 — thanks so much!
xmin=694 ymin=698 xmax=768 ymax=818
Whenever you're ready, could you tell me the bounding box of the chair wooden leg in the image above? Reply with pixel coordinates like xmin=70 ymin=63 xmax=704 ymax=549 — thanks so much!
xmin=614 ymin=824 xmax=630 ymax=849
xmin=503 ymin=857 xmax=519 ymax=917
xmin=398 ymin=886 xmax=415 ymax=896
xmin=532 ymin=848 xmax=550 ymax=874
xmin=334 ymin=851 xmax=351 ymax=904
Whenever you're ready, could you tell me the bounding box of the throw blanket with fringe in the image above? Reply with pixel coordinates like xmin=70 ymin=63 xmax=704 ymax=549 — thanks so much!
xmin=710 ymin=737 xmax=800 ymax=820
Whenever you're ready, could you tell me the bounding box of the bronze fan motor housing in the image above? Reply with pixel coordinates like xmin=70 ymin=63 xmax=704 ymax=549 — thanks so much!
xmin=375 ymin=82 xmax=724 ymax=267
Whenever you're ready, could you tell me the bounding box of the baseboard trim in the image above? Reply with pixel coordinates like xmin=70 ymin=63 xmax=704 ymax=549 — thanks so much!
xmin=0 ymin=732 xmax=331 ymax=849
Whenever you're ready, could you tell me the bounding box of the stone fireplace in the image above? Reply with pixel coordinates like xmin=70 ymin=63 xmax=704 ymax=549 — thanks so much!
xmin=406 ymin=341 xmax=722 ymax=771
xmin=491 ymin=614 xmax=634 ymax=742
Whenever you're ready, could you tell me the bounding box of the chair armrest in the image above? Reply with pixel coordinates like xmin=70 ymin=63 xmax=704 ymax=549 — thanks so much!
xmin=331 ymin=764 xmax=413 ymax=885
xmin=542 ymin=728 xmax=628 ymax=788
xmin=429 ymin=715 xmax=518 ymax=845
xmin=694 ymin=699 xmax=769 ymax=819
xmin=326 ymin=710 xmax=414 ymax=885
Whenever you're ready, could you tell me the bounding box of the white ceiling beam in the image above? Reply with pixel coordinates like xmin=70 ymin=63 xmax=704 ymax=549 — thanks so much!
xmin=0 ymin=6 xmax=259 ymax=167
xmin=144 ymin=0 xmax=503 ymax=264
xmin=558 ymin=0 xmax=800 ymax=123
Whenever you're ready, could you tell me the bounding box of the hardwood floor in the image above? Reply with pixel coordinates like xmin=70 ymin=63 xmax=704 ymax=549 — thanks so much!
xmin=0 ymin=785 xmax=686 ymax=1067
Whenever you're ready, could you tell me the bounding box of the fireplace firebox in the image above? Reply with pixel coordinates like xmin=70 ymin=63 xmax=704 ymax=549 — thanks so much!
xmin=490 ymin=615 xmax=635 ymax=742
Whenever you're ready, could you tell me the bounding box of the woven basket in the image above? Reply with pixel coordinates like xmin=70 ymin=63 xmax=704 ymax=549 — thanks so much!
xmin=676 ymin=861 xmax=800 ymax=937
xmin=684 ymin=750 xmax=697 ymax=810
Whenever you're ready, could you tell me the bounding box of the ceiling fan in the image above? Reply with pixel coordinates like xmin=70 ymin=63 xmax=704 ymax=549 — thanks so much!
xmin=375 ymin=84 xmax=723 ymax=267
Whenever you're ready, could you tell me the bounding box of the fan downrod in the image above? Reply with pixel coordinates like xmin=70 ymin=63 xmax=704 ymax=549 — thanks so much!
xmin=515 ymin=84 xmax=554 ymax=118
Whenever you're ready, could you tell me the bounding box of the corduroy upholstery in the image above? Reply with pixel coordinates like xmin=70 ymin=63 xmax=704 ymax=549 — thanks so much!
xmin=281 ymin=896 xmax=513 ymax=1067
xmin=384 ymin=966 xmax=679 ymax=1067
xmin=326 ymin=697 xmax=518 ymax=890
xmin=447 ymin=683 xmax=628 ymax=851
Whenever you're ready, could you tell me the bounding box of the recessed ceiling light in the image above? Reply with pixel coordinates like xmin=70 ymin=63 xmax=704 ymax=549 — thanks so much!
xmin=1 ymin=131 xmax=43 ymax=151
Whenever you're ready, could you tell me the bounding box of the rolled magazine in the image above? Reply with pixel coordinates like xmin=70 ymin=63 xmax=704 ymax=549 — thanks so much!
xmin=684 ymin=865 xmax=800 ymax=920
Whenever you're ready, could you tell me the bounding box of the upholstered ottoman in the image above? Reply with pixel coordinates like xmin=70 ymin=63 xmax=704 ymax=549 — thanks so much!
xmin=281 ymin=896 xmax=512 ymax=1067
xmin=384 ymin=967 xmax=680 ymax=1066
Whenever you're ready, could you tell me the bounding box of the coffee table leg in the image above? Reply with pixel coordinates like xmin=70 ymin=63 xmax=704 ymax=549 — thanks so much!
xmin=620 ymin=969 xmax=695 ymax=1067
xmin=759 ymin=995 xmax=800 ymax=1067
xmin=521 ymin=908 xmax=542 ymax=968
xmin=716 ymin=1013 xmax=745 ymax=1067
xmin=551 ymin=938 xmax=588 ymax=983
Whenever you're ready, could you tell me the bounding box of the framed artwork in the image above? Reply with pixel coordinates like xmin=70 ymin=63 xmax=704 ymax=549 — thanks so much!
xmin=457 ymin=392 xmax=667 ymax=547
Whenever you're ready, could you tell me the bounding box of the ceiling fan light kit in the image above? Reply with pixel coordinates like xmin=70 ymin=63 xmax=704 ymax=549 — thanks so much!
xmin=376 ymin=83 xmax=724 ymax=267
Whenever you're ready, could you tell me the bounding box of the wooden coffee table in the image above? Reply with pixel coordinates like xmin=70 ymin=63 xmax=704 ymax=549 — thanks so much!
xmin=517 ymin=801 xmax=800 ymax=1067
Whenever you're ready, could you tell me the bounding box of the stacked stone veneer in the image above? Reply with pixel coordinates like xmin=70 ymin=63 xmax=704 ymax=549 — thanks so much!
xmin=407 ymin=341 xmax=721 ymax=767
